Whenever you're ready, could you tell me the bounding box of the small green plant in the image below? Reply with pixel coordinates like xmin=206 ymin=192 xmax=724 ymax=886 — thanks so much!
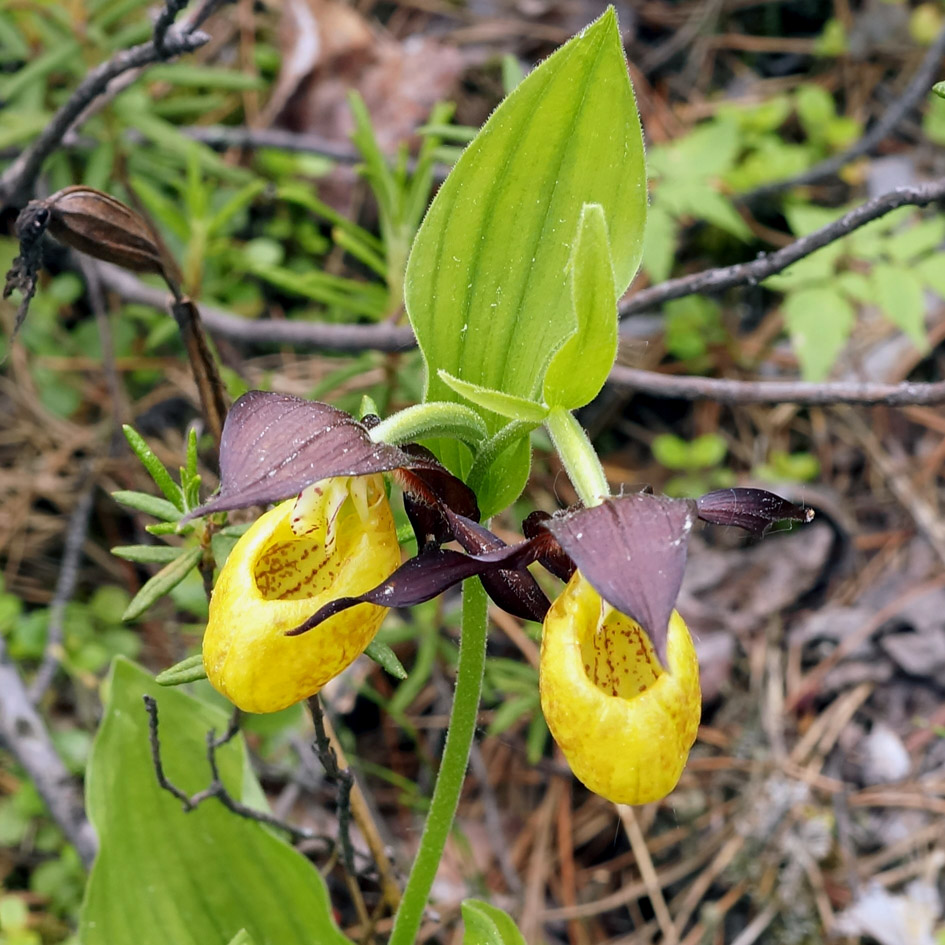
xmin=642 ymin=85 xmax=864 ymax=282
xmin=652 ymin=433 xmax=736 ymax=497
xmin=765 ymin=204 xmax=945 ymax=379
xmin=754 ymin=450 xmax=821 ymax=484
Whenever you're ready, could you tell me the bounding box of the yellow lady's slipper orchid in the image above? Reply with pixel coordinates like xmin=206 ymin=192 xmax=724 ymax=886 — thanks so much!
xmin=203 ymin=474 xmax=401 ymax=714
xmin=539 ymin=571 xmax=701 ymax=805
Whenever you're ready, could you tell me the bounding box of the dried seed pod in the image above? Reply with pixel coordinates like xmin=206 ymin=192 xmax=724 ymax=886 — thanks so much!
xmin=43 ymin=187 xmax=171 ymax=281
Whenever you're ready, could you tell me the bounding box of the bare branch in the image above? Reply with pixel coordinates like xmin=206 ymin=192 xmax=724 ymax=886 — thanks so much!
xmin=142 ymin=695 xmax=325 ymax=846
xmin=28 ymin=469 xmax=96 ymax=705
xmin=0 ymin=637 xmax=97 ymax=867
xmin=620 ymin=177 xmax=945 ymax=317
xmin=746 ymin=21 xmax=945 ymax=198
xmin=307 ymin=696 xmax=356 ymax=876
xmin=95 ymin=262 xmax=416 ymax=353
xmin=0 ymin=0 xmax=232 ymax=208
xmin=608 ymin=366 xmax=945 ymax=406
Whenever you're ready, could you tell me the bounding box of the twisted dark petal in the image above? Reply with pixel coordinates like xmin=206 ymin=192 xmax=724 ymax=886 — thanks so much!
xmin=286 ymin=538 xmax=545 ymax=636
xmin=545 ymin=494 xmax=698 ymax=666
xmin=696 ymin=488 xmax=814 ymax=536
xmin=396 ymin=444 xmax=480 ymax=547
xmin=446 ymin=511 xmax=549 ymax=622
xmin=523 ymin=510 xmax=576 ymax=582
xmin=185 ymin=391 xmax=412 ymax=519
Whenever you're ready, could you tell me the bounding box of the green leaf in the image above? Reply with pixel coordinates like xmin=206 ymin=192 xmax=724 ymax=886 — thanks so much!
xmin=226 ymin=932 xmax=259 ymax=945
xmin=80 ymin=659 xmax=352 ymax=945
xmin=122 ymin=425 xmax=184 ymax=510
xmin=364 ymin=640 xmax=408 ymax=680
xmin=795 ymin=83 xmax=837 ymax=142
xmin=884 ymin=216 xmax=945 ymax=264
xmin=647 ymin=119 xmax=740 ymax=181
xmin=156 ymin=654 xmax=208 ymax=686
xmin=486 ymin=693 xmax=537 ymax=737
xmin=915 ymin=254 xmax=945 ymax=298
xmin=872 ymin=264 xmax=928 ymax=350
xmin=924 ymin=93 xmax=945 ymax=144
xmin=462 ymin=900 xmax=527 ymax=945
xmin=640 ymin=203 xmax=678 ymax=283
xmin=658 ymin=181 xmax=751 ymax=240
xmin=122 ymin=546 xmax=204 ymax=621
xmin=783 ymin=286 xmax=855 ymax=381
xmin=934 ymin=81 xmax=945 ymax=100
xmin=111 ymin=544 xmax=185 ymax=564
xmin=112 ymin=491 xmax=183 ymax=522
xmin=405 ymin=7 xmax=646 ymax=507
xmin=438 ymin=372 xmax=549 ymax=422
xmin=543 ymin=204 xmax=618 ymax=409
xmin=471 ymin=436 xmax=532 ymax=523
xmin=835 ymin=271 xmax=872 ymax=302
xmin=146 ymin=64 xmax=268 ymax=91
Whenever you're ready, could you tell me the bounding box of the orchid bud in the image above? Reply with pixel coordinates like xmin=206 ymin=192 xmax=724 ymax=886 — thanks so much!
xmin=202 ymin=474 xmax=401 ymax=713
xmin=43 ymin=187 xmax=172 ymax=281
xmin=539 ymin=571 xmax=701 ymax=805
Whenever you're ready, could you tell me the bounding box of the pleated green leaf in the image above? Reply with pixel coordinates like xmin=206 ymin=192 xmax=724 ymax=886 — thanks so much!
xmin=404 ymin=6 xmax=646 ymax=515
xmin=79 ymin=658 xmax=351 ymax=945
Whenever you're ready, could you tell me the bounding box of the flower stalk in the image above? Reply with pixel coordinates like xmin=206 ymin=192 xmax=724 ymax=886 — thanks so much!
xmin=388 ymin=578 xmax=489 ymax=945
xmin=545 ymin=406 xmax=610 ymax=507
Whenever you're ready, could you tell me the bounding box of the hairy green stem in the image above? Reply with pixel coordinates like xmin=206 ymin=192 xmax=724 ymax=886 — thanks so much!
xmin=369 ymin=402 xmax=488 ymax=448
xmin=387 ymin=578 xmax=488 ymax=945
xmin=544 ymin=406 xmax=610 ymax=507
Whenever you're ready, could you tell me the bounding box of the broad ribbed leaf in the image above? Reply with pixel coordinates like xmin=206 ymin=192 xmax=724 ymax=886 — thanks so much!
xmin=405 ymin=6 xmax=646 ymax=512
xmin=80 ymin=658 xmax=351 ymax=945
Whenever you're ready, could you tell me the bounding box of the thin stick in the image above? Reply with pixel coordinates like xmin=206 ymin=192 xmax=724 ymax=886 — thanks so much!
xmin=142 ymin=695 xmax=322 ymax=845
xmin=28 ymin=467 xmax=96 ymax=704
xmin=0 ymin=637 xmax=97 ymax=867
xmin=620 ymin=177 xmax=945 ymax=316
xmin=307 ymin=697 xmax=403 ymax=911
xmin=618 ymin=805 xmax=679 ymax=945
xmin=608 ymin=366 xmax=945 ymax=406
xmin=308 ymin=696 xmax=357 ymax=876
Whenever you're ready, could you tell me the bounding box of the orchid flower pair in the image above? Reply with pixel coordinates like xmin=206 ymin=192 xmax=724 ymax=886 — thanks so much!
xmin=192 ymin=391 xmax=810 ymax=805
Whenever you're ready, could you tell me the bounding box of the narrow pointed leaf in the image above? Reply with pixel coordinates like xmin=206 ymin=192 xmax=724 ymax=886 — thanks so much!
xmin=405 ymin=6 xmax=646 ymax=504
xmin=543 ymin=203 xmax=618 ymax=408
xmin=112 ymin=544 xmax=185 ymax=564
xmin=365 ymin=640 xmax=408 ymax=680
xmin=543 ymin=494 xmax=697 ymax=665
xmin=112 ymin=490 xmax=182 ymax=522
xmin=122 ymin=425 xmax=184 ymax=510
xmin=156 ymin=654 xmax=208 ymax=686
xmin=122 ymin=546 xmax=204 ymax=621
xmin=438 ymin=372 xmax=549 ymax=423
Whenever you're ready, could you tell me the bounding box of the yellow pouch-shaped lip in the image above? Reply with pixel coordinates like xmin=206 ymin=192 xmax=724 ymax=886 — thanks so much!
xmin=539 ymin=571 xmax=701 ymax=805
xmin=202 ymin=476 xmax=401 ymax=714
